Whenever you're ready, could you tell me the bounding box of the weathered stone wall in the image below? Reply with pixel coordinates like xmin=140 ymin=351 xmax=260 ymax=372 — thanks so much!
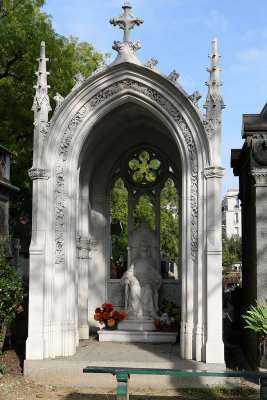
xmin=231 ymin=103 xmax=267 ymax=368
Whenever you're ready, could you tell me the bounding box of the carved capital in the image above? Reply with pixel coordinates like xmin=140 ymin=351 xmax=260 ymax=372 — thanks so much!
xmin=204 ymin=167 xmax=225 ymax=179
xmin=28 ymin=168 xmax=51 ymax=180
xmin=76 ymin=237 xmax=91 ymax=259
xmin=251 ymin=168 xmax=267 ymax=185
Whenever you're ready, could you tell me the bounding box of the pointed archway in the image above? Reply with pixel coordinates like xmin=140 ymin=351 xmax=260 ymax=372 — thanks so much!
xmin=26 ymin=3 xmax=225 ymax=364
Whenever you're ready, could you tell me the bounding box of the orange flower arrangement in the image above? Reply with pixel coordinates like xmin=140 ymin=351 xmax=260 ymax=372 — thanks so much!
xmin=107 ymin=318 xmax=115 ymax=327
xmin=94 ymin=302 xmax=126 ymax=329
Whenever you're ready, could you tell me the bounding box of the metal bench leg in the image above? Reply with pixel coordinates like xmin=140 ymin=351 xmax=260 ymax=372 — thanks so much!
xmin=116 ymin=373 xmax=129 ymax=400
xmin=261 ymin=378 xmax=267 ymax=400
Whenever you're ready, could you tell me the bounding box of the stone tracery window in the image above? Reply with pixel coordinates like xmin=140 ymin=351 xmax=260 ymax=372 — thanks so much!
xmin=110 ymin=146 xmax=179 ymax=280
xmin=128 ymin=150 xmax=162 ymax=185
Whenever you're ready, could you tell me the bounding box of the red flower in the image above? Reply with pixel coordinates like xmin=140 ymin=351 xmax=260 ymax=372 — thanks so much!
xmin=102 ymin=311 xmax=110 ymax=319
xmin=118 ymin=311 xmax=126 ymax=320
xmin=105 ymin=303 xmax=114 ymax=312
xmin=95 ymin=307 xmax=101 ymax=314
xmin=113 ymin=310 xmax=120 ymax=319
xmin=94 ymin=313 xmax=101 ymax=321
xmin=154 ymin=319 xmax=160 ymax=328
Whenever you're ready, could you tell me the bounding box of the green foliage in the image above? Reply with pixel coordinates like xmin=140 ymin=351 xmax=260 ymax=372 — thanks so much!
xmin=111 ymin=179 xmax=128 ymax=260
xmin=160 ymin=178 xmax=178 ymax=261
xmin=222 ymin=234 xmax=242 ymax=269
xmin=134 ymin=194 xmax=155 ymax=230
xmin=111 ymin=177 xmax=179 ymax=262
xmin=0 ymin=0 xmax=107 ymax=235
xmin=242 ymin=299 xmax=267 ymax=351
xmin=129 ymin=151 xmax=160 ymax=183
xmin=179 ymin=386 xmax=259 ymax=398
xmin=0 ymin=239 xmax=24 ymax=352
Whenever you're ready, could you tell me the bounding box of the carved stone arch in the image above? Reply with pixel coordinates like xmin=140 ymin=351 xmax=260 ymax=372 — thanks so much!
xmin=50 ymin=82 xmax=203 ymax=264
xmin=27 ymin=63 xmax=224 ymax=365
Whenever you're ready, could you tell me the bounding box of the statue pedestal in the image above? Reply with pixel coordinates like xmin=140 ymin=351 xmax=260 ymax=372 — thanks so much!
xmin=98 ymin=329 xmax=177 ymax=343
xmin=118 ymin=319 xmax=156 ymax=331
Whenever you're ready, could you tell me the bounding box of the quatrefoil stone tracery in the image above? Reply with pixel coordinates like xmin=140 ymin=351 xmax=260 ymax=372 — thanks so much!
xmin=123 ymin=149 xmax=165 ymax=189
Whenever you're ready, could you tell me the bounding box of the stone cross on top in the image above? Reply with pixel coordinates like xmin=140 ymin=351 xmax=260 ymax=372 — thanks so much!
xmin=110 ymin=2 xmax=144 ymax=42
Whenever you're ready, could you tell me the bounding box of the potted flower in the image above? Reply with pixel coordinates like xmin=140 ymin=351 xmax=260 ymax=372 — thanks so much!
xmin=94 ymin=303 xmax=126 ymax=330
xmin=154 ymin=313 xmax=175 ymax=332
xmin=154 ymin=299 xmax=181 ymax=332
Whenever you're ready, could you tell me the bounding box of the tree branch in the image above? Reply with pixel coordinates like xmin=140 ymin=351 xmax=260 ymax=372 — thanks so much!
xmin=0 ymin=53 xmax=21 ymax=80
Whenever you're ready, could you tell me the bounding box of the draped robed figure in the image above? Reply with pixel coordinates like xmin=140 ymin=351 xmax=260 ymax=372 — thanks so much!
xmin=120 ymin=240 xmax=162 ymax=320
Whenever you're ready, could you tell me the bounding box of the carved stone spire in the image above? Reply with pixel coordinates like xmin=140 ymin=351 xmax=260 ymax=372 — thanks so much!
xmin=30 ymin=42 xmax=51 ymax=172
xmin=110 ymin=2 xmax=143 ymax=42
xmin=203 ymin=37 xmax=225 ymax=116
xmin=32 ymin=41 xmax=51 ymax=113
xmin=109 ymin=3 xmax=144 ymax=67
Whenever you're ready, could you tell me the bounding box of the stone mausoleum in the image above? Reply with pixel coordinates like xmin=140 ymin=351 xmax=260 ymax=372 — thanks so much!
xmin=231 ymin=104 xmax=267 ymax=368
xmin=26 ymin=3 xmax=226 ymax=364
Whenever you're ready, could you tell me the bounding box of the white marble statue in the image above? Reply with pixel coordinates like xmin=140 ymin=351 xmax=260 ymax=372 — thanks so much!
xmin=120 ymin=240 xmax=162 ymax=320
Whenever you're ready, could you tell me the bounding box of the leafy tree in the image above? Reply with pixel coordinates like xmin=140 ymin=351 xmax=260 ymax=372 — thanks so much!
xmin=111 ymin=178 xmax=128 ymax=260
xmin=134 ymin=194 xmax=155 ymax=230
xmin=222 ymin=234 xmax=242 ymax=269
xmin=110 ymin=177 xmax=179 ymax=262
xmin=0 ymin=239 xmax=24 ymax=353
xmin=0 ymin=0 xmax=106 ymax=241
xmin=160 ymin=178 xmax=179 ymax=261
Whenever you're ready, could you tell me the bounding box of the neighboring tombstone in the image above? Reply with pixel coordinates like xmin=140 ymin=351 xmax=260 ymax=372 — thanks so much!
xmin=0 ymin=145 xmax=19 ymax=242
xmin=231 ymin=103 xmax=267 ymax=368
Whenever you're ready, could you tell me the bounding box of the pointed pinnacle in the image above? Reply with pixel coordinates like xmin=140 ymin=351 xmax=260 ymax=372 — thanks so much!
xmin=32 ymin=41 xmax=51 ymax=112
xmin=203 ymin=37 xmax=225 ymax=113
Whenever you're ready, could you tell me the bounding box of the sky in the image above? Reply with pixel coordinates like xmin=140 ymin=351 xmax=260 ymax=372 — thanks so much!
xmin=42 ymin=0 xmax=267 ymax=196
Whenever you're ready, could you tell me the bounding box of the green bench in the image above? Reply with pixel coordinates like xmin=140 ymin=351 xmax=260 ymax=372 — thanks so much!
xmin=83 ymin=366 xmax=267 ymax=400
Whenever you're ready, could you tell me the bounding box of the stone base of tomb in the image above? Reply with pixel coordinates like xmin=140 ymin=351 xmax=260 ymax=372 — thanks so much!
xmin=98 ymin=329 xmax=178 ymax=343
xmin=118 ymin=319 xmax=156 ymax=331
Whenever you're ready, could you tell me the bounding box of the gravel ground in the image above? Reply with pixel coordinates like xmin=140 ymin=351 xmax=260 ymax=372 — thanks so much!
xmin=0 ymin=347 xmax=259 ymax=400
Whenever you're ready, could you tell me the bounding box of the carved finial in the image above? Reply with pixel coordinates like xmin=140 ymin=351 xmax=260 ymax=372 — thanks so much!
xmin=110 ymin=2 xmax=144 ymax=42
xmin=203 ymin=37 xmax=225 ymax=115
xmin=91 ymin=58 xmax=108 ymax=76
xmin=168 ymin=70 xmax=180 ymax=84
xmin=188 ymin=90 xmax=202 ymax=108
xmin=145 ymin=57 xmax=158 ymax=69
xmin=53 ymin=93 xmax=64 ymax=112
xmin=74 ymin=71 xmax=86 ymax=87
xmin=32 ymin=41 xmax=51 ymax=113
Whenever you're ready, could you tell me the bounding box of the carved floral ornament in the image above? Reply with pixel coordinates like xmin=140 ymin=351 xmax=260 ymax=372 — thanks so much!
xmin=76 ymin=237 xmax=92 ymax=259
xmin=203 ymin=167 xmax=225 ymax=179
xmin=251 ymin=168 xmax=267 ymax=185
xmin=54 ymin=78 xmax=199 ymax=263
xmin=28 ymin=168 xmax=51 ymax=180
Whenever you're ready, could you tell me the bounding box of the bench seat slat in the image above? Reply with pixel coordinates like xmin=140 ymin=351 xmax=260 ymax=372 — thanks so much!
xmin=83 ymin=366 xmax=267 ymax=379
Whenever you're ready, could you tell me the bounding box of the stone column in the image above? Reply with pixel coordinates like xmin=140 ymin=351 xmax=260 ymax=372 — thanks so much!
xmin=26 ymin=168 xmax=51 ymax=360
xmin=204 ymin=167 xmax=225 ymax=364
xmin=76 ymin=237 xmax=91 ymax=340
